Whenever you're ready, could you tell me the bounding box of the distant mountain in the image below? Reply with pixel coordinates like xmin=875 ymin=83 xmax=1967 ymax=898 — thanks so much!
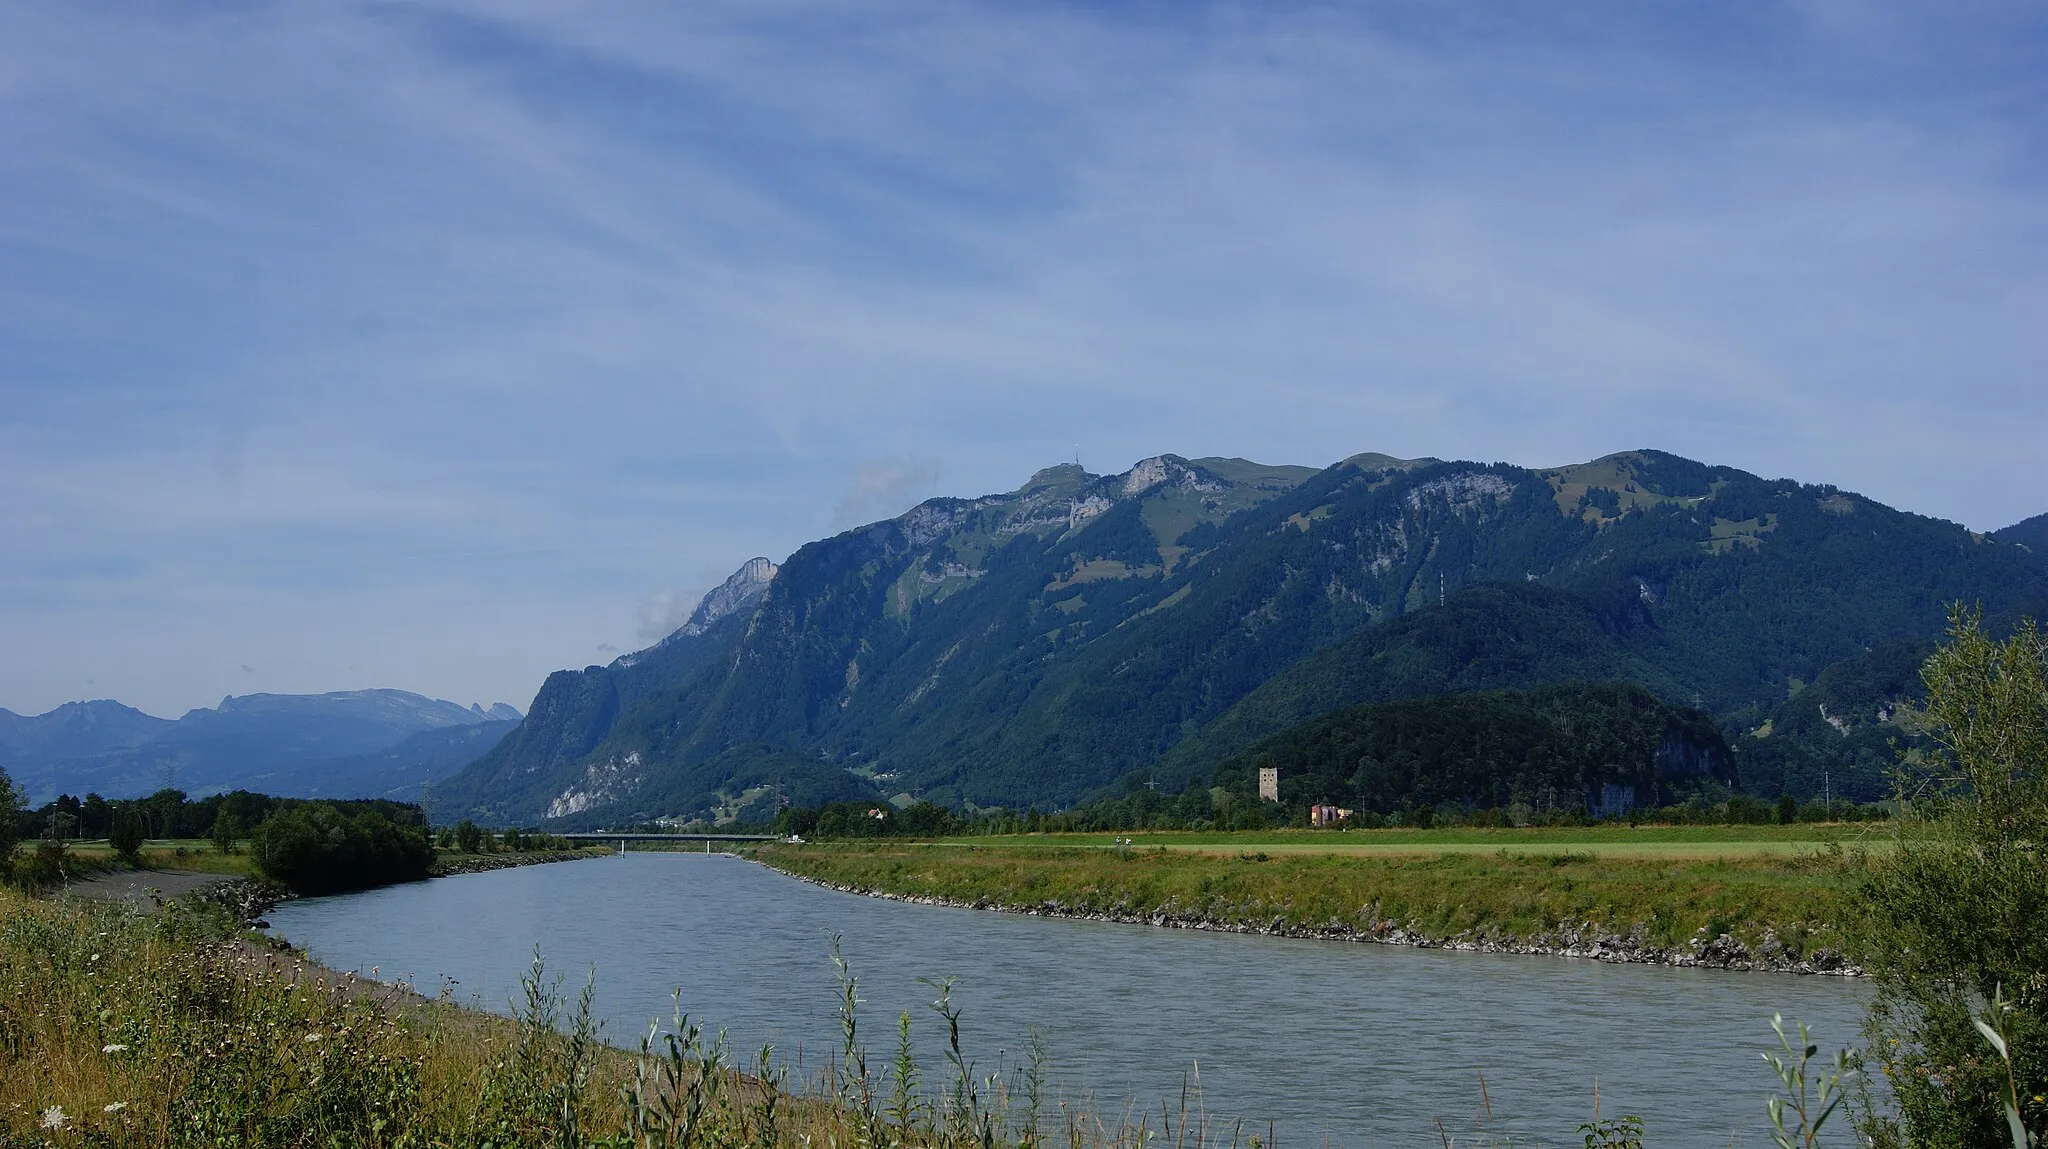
xmin=11 ymin=689 xmax=523 ymax=804
xmin=1993 ymin=511 xmax=2048 ymax=552
xmin=437 ymin=449 xmax=2048 ymax=824
xmin=0 ymin=700 xmax=174 ymax=768
xmin=279 ymin=719 xmax=522 ymax=804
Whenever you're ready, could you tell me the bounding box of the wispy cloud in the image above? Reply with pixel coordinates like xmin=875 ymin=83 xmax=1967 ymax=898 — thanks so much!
xmin=1 ymin=1 xmax=2043 ymax=712
xmin=831 ymin=458 xmax=943 ymax=530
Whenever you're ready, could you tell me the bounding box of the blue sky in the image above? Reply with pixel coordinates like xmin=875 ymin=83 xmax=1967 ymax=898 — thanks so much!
xmin=3 ymin=1 xmax=2044 ymax=717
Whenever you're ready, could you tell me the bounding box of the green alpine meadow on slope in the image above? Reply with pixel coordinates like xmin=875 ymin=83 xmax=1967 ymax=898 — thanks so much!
xmin=432 ymin=449 xmax=2048 ymax=830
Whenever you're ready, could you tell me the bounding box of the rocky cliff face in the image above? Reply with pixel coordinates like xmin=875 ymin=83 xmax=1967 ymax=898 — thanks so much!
xmin=428 ymin=555 xmax=796 ymax=823
xmin=615 ymin=558 xmax=780 ymax=668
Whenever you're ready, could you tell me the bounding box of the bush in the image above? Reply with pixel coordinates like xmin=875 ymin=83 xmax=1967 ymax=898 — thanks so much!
xmin=13 ymin=835 xmax=72 ymax=891
xmin=109 ymin=808 xmax=145 ymax=864
xmin=251 ymin=802 xmax=433 ymax=895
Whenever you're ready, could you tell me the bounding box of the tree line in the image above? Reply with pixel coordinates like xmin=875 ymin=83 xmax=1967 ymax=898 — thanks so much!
xmin=0 ymin=784 xmax=430 ymax=895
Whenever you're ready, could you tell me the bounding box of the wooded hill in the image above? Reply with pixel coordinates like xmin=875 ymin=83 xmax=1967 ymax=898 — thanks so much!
xmin=1210 ymin=682 xmax=1732 ymax=816
xmin=432 ymin=450 xmax=2048 ymax=825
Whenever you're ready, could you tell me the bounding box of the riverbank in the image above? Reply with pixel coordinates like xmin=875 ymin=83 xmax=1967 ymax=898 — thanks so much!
xmin=1 ymin=877 xmax=1195 ymax=1148
xmin=428 ymin=846 xmax=611 ymax=878
xmin=750 ymin=837 xmax=1865 ymax=974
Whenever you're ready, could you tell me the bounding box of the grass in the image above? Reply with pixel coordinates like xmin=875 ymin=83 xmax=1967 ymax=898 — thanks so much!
xmin=753 ymin=837 xmax=1864 ymax=956
xmin=62 ymin=839 xmax=262 ymax=876
xmin=0 ymin=883 xmax=1249 ymax=1148
xmin=937 ymin=824 xmax=1888 ymax=859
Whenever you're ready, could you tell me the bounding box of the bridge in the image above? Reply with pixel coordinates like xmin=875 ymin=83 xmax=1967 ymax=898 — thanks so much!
xmin=559 ymin=832 xmax=781 ymax=852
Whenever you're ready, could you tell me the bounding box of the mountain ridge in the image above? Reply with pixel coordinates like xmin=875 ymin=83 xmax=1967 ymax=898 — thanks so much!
xmin=436 ymin=448 xmax=2048 ymax=825
xmin=8 ymin=689 xmax=524 ymax=804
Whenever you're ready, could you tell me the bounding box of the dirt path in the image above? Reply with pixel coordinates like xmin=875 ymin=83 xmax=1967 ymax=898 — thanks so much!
xmin=58 ymin=868 xmax=239 ymax=908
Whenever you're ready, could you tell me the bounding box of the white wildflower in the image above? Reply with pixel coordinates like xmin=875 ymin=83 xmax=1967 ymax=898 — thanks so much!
xmin=103 ymin=1101 xmax=128 ymax=1114
xmin=101 ymin=1043 xmax=128 ymax=1054
xmin=304 ymin=1033 xmax=322 ymax=1042
xmin=89 ymin=953 xmax=100 ymax=962
xmin=41 ymin=1106 xmax=67 ymax=1130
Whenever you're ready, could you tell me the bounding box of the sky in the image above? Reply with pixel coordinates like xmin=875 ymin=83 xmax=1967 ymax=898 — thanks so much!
xmin=2 ymin=1 xmax=2044 ymax=718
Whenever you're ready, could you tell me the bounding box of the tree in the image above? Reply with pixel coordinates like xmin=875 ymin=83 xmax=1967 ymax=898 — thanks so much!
xmin=1854 ymin=607 xmax=2047 ymax=1148
xmin=251 ymin=802 xmax=433 ymax=895
xmin=210 ymin=810 xmax=243 ymax=855
xmin=109 ymin=808 xmax=146 ymax=865
xmin=454 ymin=819 xmax=484 ymax=854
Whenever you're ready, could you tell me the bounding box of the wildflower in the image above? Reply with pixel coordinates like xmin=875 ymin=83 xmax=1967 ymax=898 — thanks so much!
xmin=101 ymin=1043 xmax=128 ymax=1054
xmin=41 ymin=1106 xmax=67 ymax=1130
xmin=304 ymin=1033 xmax=322 ymax=1042
xmin=103 ymin=1101 xmax=128 ymax=1114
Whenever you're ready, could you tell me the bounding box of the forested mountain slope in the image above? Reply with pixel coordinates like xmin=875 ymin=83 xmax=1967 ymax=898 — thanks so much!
xmin=425 ymin=556 xmax=784 ymax=823
xmin=1994 ymin=511 xmax=2048 ymax=552
xmin=441 ymin=450 xmax=2048 ymax=824
xmin=1209 ymin=683 xmax=1733 ymax=815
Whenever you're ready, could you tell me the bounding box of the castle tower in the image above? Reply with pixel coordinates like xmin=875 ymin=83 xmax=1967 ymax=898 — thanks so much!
xmin=1258 ymin=766 xmax=1279 ymax=803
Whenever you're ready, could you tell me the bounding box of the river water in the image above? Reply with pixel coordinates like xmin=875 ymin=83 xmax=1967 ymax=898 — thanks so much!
xmin=265 ymin=853 xmax=1872 ymax=1146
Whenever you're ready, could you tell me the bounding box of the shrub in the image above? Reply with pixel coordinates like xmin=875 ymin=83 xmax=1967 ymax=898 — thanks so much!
xmin=109 ymin=808 xmax=146 ymax=864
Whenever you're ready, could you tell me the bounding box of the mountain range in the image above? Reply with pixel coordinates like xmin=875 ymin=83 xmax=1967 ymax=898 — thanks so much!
xmin=431 ymin=449 xmax=2048 ymax=827
xmin=1 ymin=690 xmax=521 ymax=805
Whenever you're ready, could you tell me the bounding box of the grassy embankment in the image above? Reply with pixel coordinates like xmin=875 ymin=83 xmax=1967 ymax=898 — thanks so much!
xmin=52 ymin=838 xmax=609 ymax=882
xmin=0 ymin=882 xmax=1138 ymax=1147
xmin=754 ymin=825 xmax=1879 ymax=957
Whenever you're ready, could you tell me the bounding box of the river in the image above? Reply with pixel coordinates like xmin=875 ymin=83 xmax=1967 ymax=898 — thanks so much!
xmin=264 ymin=852 xmax=1872 ymax=1146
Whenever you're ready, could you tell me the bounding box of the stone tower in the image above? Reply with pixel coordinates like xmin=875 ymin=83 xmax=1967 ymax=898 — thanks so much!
xmin=1258 ymin=766 xmax=1279 ymax=803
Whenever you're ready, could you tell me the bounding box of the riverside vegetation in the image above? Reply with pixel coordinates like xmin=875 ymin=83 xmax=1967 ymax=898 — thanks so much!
xmin=3 ymin=785 xmax=595 ymax=898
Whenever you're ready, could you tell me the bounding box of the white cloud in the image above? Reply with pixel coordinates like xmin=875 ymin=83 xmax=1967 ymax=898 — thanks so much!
xmin=634 ymin=587 xmax=704 ymax=645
